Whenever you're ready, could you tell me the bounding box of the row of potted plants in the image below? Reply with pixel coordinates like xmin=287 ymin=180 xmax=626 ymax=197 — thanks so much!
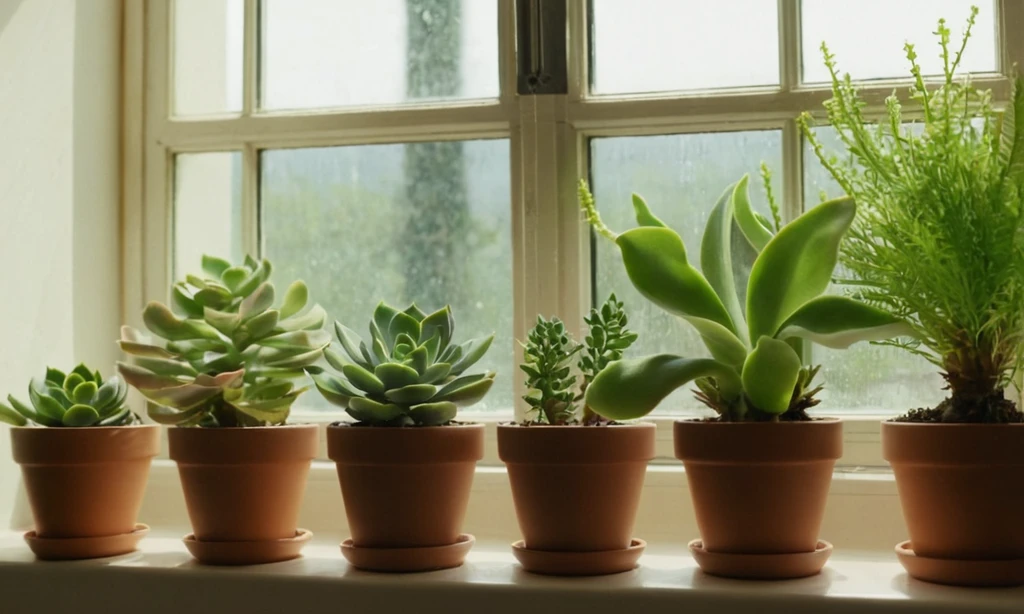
xmin=1 ymin=7 xmax=1022 ymax=588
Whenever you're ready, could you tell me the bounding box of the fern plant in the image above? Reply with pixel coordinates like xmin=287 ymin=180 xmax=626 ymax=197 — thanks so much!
xmin=520 ymin=295 xmax=638 ymax=425
xmin=800 ymin=6 xmax=1024 ymax=422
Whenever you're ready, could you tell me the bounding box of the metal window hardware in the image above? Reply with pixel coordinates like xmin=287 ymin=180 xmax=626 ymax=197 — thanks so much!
xmin=516 ymin=0 xmax=568 ymax=95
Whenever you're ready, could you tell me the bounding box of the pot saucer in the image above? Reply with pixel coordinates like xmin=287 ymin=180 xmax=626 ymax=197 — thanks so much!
xmin=689 ymin=539 xmax=832 ymax=580
xmin=512 ymin=538 xmax=646 ymax=576
xmin=895 ymin=540 xmax=1024 ymax=587
xmin=183 ymin=529 xmax=312 ymax=565
xmin=341 ymin=533 xmax=474 ymax=572
xmin=25 ymin=523 xmax=150 ymax=561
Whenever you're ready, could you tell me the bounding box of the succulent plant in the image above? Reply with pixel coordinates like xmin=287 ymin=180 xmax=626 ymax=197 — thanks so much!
xmin=308 ymin=302 xmax=496 ymax=426
xmin=0 ymin=364 xmax=138 ymax=427
xmin=520 ymin=295 xmax=638 ymax=425
xmin=118 ymin=255 xmax=330 ymax=427
xmin=521 ymin=316 xmax=581 ymax=425
xmin=579 ymin=176 xmax=913 ymax=422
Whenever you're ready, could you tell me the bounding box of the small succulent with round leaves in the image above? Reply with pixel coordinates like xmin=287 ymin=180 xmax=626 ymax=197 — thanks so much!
xmin=0 ymin=364 xmax=138 ymax=427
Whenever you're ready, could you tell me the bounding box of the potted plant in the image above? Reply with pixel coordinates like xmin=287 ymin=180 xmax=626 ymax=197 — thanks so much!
xmin=0 ymin=365 xmax=157 ymax=560
xmin=578 ymin=175 xmax=912 ymax=579
xmin=117 ymin=254 xmax=329 ymax=565
xmin=308 ymin=301 xmax=495 ymax=572
xmin=498 ymin=294 xmax=654 ymax=576
xmin=801 ymin=7 xmax=1024 ymax=587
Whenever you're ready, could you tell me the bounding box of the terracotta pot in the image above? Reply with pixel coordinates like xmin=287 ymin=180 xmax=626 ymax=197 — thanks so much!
xmin=882 ymin=422 xmax=1024 ymax=561
xmin=674 ymin=419 xmax=842 ymax=560
xmin=168 ymin=424 xmax=317 ymax=545
xmin=327 ymin=423 xmax=483 ymax=555
xmin=497 ymin=423 xmax=655 ymax=557
xmin=11 ymin=425 xmax=159 ymax=542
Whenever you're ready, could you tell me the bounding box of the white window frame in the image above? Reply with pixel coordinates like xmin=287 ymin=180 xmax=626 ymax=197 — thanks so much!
xmin=124 ymin=0 xmax=1024 ymax=475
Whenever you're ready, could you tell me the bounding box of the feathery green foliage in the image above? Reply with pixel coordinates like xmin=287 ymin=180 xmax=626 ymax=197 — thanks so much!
xmin=579 ymin=176 xmax=912 ymax=421
xmin=520 ymin=295 xmax=638 ymax=425
xmin=800 ymin=6 xmax=1024 ymax=422
xmin=0 ymin=365 xmax=138 ymax=427
xmin=118 ymin=255 xmax=329 ymax=427
xmin=309 ymin=302 xmax=496 ymax=426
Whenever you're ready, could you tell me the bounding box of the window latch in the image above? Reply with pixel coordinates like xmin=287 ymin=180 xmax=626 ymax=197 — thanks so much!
xmin=516 ymin=0 xmax=568 ymax=95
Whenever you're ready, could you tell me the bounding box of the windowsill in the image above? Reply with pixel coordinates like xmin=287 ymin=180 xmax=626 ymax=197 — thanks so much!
xmin=1 ymin=532 xmax=1021 ymax=614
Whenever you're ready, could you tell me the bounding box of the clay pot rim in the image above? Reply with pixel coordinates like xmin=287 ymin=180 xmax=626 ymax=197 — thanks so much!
xmin=10 ymin=424 xmax=159 ymax=431
xmin=882 ymin=421 xmax=1024 ymax=428
xmin=497 ymin=421 xmax=654 ymax=429
xmin=170 ymin=423 xmax=317 ymax=430
xmin=674 ymin=417 xmax=841 ymax=427
xmin=327 ymin=421 xmax=484 ymax=431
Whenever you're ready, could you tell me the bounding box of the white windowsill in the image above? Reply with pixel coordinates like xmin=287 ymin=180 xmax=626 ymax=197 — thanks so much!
xmin=1 ymin=532 xmax=1021 ymax=614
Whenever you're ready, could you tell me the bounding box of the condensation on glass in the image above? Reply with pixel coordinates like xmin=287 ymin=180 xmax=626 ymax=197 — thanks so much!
xmin=173 ymin=152 xmax=244 ymax=281
xmin=801 ymin=0 xmax=998 ymax=83
xmin=173 ymin=0 xmax=244 ymax=116
xmin=260 ymin=0 xmax=500 ymax=110
xmin=802 ymin=127 xmax=946 ymax=412
xmin=590 ymin=130 xmax=783 ymax=414
xmin=260 ymin=139 xmax=513 ymax=412
xmin=589 ymin=0 xmax=779 ymax=95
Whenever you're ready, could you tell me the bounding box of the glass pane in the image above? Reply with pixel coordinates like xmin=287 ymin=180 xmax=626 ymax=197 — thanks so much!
xmin=261 ymin=140 xmax=512 ymax=413
xmin=801 ymin=0 xmax=997 ymax=84
xmin=173 ymin=0 xmax=243 ymax=116
xmin=173 ymin=152 xmax=244 ymax=280
xmin=590 ymin=0 xmax=779 ymax=95
xmin=591 ymin=131 xmax=783 ymax=414
xmin=261 ymin=0 xmax=499 ymax=110
xmin=802 ymin=128 xmax=945 ymax=412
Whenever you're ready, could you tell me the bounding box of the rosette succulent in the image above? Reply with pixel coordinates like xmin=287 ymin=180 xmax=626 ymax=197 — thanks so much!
xmin=0 ymin=364 xmax=138 ymax=427
xmin=308 ymin=302 xmax=496 ymax=426
xmin=579 ymin=175 xmax=913 ymax=422
xmin=118 ymin=255 xmax=330 ymax=427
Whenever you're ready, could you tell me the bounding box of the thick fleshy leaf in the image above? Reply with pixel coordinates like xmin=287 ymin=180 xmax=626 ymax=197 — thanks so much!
xmin=93 ymin=377 xmax=127 ymax=412
xmin=220 ymin=266 xmax=248 ymax=291
xmin=776 ymin=295 xmax=914 ymax=349
xmin=237 ymin=309 xmax=280 ymax=342
xmin=733 ymin=174 xmax=774 ymax=252
xmin=742 ymin=337 xmax=801 ymax=415
xmin=700 ymin=181 xmax=746 ymax=339
xmin=615 ymin=227 xmax=735 ymax=334
xmin=432 ymin=373 xmax=494 ymax=407
xmin=277 ymin=304 xmax=325 ymax=332
xmin=343 ymin=363 xmax=386 ymax=395
xmin=387 ymin=311 xmax=421 ymax=351
xmin=263 ymin=347 xmax=324 ymax=369
xmin=230 ymin=392 xmax=299 ymax=424
xmin=405 ymin=346 xmax=429 ymax=375
xmin=204 ymin=307 xmax=242 ymax=336
xmin=0 ymin=402 xmax=28 ymax=426
xmin=374 ymin=362 xmax=420 ymax=390
xmin=171 ymin=285 xmax=204 ymax=318
xmin=385 ymin=384 xmax=438 ymax=404
xmin=144 ymin=302 xmax=221 ymax=341
xmin=347 ymin=397 xmax=405 ymax=423
xmin=7 ymin=395 xmax=39 ymax=422
xmin=194 ymin=370 xmax=245 ymax=388
xmin=33 ymin=394 xmax=66 ymax=422
xmin=746 ymin=196 xmax=856 ymax=342
xmin=119 ymin=339 xmax=175 ymax=359
xmin=420 ymin=362 xmax=452 ymax=385
xmin=403 ymin=303 xmax=427 ymax=322
xmin=148 ymin=402 xmax=208 ymax=425
xmin=421 ymin=330 xmax=442 ymax=364
xmin=116 ymin=362 xmax=186 ymax=390
xmin=72 ymin=382 xmax=97 ymax=404
xmin=372 ymin=303 xmax=402 ymax=349
xmin=419 ymin=306 xmax=453 ymax=352
xmin=684 ymin=316 xmax=748 ymax=368
xmin=202 ymin=254 xmax=231 ymax=278
xmin=258 ymin=330 xmax=331 ymax=350
xmin=62 ymin=404 xmax=100 ymax=426
xmin=279 ymin=280 xmax=308 ymax=320
xmin=586 ymin=354 xmax=741 ymax=420
xmin=44 ymin=367 xmax=66 ymax=386
xmin=233 ymin=259 xmax=273 ymax=297
xmin=631 ymin=193 xmax=667 ymax=228
xmin=239 ymin=282 xmax=275 ymax=321
xmin=132 ymin=356 xmax=198 ymax=378
xmin=334 ymin=322 xmax=369 ymax=366
xmin=63 ymin=373 xmax=85 ymax=394
xmin=309 ymin=370 xmax=361 ymax=406
xmin=98 ymin=406 xmax=134 ymax=426
xmin=193 ymin=286 xmax=233 ymax=310
xmin=409 ymin=401 xmax=457 ymax=426
xmin=449 ymin=334 xmax=495 ymax=375
xmin=369 ymin=321 xmax=389 ymax=363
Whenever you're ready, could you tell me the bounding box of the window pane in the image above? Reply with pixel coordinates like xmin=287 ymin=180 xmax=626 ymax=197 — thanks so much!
xmin=801 ymin=0 xmax=997 ymax=84
xmin=802 ymin=128 xmax=945 ymax=412
xmin=591 ymin=131 xmax=783 ymax=414
xmin=261 ymin=140 xmax=512 ymax=413
xmin=173 ymin=0 xmax=243 ymax=116
xmin=590 ymin=0 xmax=779 ymax=95
xmin=173 ymin=152 xmax=243 ymax=280
xmin=261 ymin=0 xmax=499 ymax=110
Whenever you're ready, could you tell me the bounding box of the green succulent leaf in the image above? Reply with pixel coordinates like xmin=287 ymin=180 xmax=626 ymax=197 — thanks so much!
xmin=239 ymin=282 xmax=275 ymax=321
xmin=72 ymin=381 xmax=98 ymax=404
xmin=148 ymin=402 xmax=208 ymax=425
xmin=63 ymin=373 xmax=86 ymax=393
xmin=347 ymin=397 xmax=405 ymax=423
xmin=746 ymin=196 xmax=856 ymax=342
xmin=387 ymin=311 xmax=421 ymax=350
xmin=405 ymin=346 xmax=429 ymax=375
xmin=420 ymin=362 xmax=452 ymax=384
xmin=685 ymin=316 xmax=749 ymax=369
xmin=374 ymin=362 xmax=420 ymax=390
xmin=98 ymin=406 xmax=134 ymax=426
xmin=742 ymin=336 xmax=802 ymax=415
xmin=233 ymin=258 xmax=273 ymax=297
xmin=409 ymin=401 xmax=457 ymax=426
xmin=220 ymin=266 xmax=248 ymax=291
xmin=385 ymin=383 xmax=438 ymax=404
xmin=585 ymin=354 xmax=741 ymax=420
xmin=700 ymin=181 xmax=746 ymax=339
xmin=372 ymin=302 xmax=402 ymax=349
xmin=403 ymin=303 xmax=427 ymax=321
xmin=615 ymin=227 xmax=736 ymax=334
xmin=7 ymin=395 xmax=39 ymax=422
xmin=279 ymin=280 xmax=308 ymax=320
xmin=201 ymin=255 xmax=232 ymax=278
xmin=45 ymin=368 xmax=66 ymax=386
xmin=309 ymin=370 xmax=361 ymax=407
xmin=237 ymin=309 xmax=281 ymax=341
xmin=631 ymin=193 xmax=667 ymax=228
xmin=277 ymin=304 xmax=325 ymax=332
xmin=0 ymin=402 xmax=28 ymax=426
xmin=733 ymin=174 xmax=774 ymax=252
xmin=343 ymin=363 xmax=386 ymax=396
xmin=419 ymin=306 xmax=453 ymax=352
xmin=334 ymin=322 xmax=369 ymax=367
xmin=449 ymin=334 xmax=495 ymax=375
xmin=205 ymin=307 xmax=242 ymax=336
xmin=171 ymin=285 xmax=204 ymax=318
xmin=776 ymin=295 xmax=915 ymax=349
xmin=62 ymin=404 xmax=100 ymax=426
xmin=33 ymin=393 xmax=67 ymax=422
xmin=433 ymin=372 xmax=495 ymax=407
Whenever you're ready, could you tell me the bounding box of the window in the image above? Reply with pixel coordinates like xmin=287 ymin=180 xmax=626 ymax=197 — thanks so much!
xmin=133 ymin=0 xmax=1022 ymax=434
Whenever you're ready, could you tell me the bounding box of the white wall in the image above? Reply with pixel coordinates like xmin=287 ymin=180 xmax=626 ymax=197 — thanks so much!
xmin=0 ymin=0 xmax=122 ymax=527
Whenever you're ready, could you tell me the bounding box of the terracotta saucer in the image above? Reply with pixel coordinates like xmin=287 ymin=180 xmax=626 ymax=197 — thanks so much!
xmin=512 ymin=538 xmax=646 ymax=576
xmin=689 ymin=539 xmax=832 ymax=580
xmin=895 ymin=541 xmax=1024 ymax=587
xmin=25 ymin=523 xmax=150 ymax=561
xmin=183 ymin=529 xmax=312 ymax=565
xmin=341 ymin=533 xmax=475 ymax=573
